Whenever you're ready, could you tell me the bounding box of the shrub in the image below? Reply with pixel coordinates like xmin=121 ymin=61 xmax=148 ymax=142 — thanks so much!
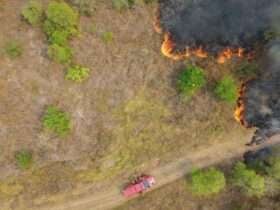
xmin=191 ymin=168 xmax=226 ymax=196
xmin=143 ymin=0 xmax=157 ymax=4
xmin=4 ymin=41 xmax=23 ymax=58
xmin=66 ymin=65 xmax=90 ymax=82
xmin=21 ymin=0 xmax=43 ymax=26
xmin=101 ymin=31 xmax=114 ymax=44
xmin=235 ymin=61 xmax=259 ymax=79
xmin=112 ymin=0 xmax=135 ymax=11
xmin=266 ymin=157 xmax=280 ymax=180
xmin=44 ymin=1 xmax=79 ymax=39
xmin=214 ymin=76 xmax=238 ymax=103
xmin=264 ymin=30 xmax=280 ymax=41
xmin=177 ymin=65 xmax=206 ymax=97
xmin=47 ymin=44 xmax=73 ymax=64
xmin=48 ymin=30 xmax=69 ymax=45
xmin=15 ymin=150 xmax=33 ymax=170
xmin=43 ymin=106 xmax=71 ymax=136
xmin=68 ymin=0 xmax=96 ymax=16
xmin=231 ymin=162 xmax=265 ymax=197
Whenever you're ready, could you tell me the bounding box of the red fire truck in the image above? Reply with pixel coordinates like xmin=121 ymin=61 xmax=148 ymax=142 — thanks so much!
xmin=122 ymin=175 xmax=156 ymax=198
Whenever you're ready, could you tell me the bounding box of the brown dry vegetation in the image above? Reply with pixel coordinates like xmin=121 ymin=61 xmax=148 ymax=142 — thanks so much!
xmin=0 ymin=0 xmax=251 ymax=209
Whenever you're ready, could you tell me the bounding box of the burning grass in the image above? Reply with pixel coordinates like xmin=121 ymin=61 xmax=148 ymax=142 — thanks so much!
xmin=234 ymin=82 xmax=249 ymax=127
xmin=160 ymin=30 xmax=254 ymax=63
xmin=156 ymin=0 xmax=276 ymax=62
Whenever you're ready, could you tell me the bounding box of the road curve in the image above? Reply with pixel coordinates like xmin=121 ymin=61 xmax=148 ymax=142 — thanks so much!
xmin=35 ymin=135 xmax=280 ymax=210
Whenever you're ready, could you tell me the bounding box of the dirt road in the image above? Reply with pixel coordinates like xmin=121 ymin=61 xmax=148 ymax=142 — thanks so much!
xmin=35 ymin=135 xmax=280 ymax=210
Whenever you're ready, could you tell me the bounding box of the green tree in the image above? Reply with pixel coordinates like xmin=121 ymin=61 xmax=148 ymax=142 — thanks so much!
xmin=191 ymin=167 xmax=226 ymax=196
xmin=214 ymin=75 xmax=238 ymax=103
xmin=177 ymin=65 xmax=206 ymax=97
xmin=231 ymin=162 xmax=265 ymax=197
xmin=21 ymin=0 xmax=43 ymax=26
xmin=15 ymin=150 xmax=33 ymax=170
xmin=43 ymin=106 xmax=71 ymax=136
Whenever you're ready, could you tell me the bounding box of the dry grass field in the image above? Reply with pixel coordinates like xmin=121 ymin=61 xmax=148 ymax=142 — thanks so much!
xmin=0 ymin=0 xmax=252 ymax=209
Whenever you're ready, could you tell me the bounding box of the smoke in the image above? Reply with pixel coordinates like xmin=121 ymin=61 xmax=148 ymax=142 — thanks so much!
xmin=159 ymin=0 xmax=280 ymax=53
xmin=158 ymin=0 xmax=280 ymax=144
xmin=244 ymin=41 xmax=280 ymax=145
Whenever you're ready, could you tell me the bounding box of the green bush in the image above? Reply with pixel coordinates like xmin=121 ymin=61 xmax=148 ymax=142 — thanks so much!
xmin=264 ymin=30 xmax=280 ymax=41
xmin=15 ymin=150 xmax=33 ymax=170
xmin=4 ymin=41 xmax=23 ymax=58
xmin=48 ymin=30 xmax=69 ymax=45
xmin=214 ymin=76 xmax=238 ymax=103
xmin=177 ymin=65 xmax=206 ymax=97
xmin=68 ymin=0 xmax=96 ymax=16
xmin=143 ymin=0 xmax=157 ymax=4
xmin=47 ymin=44 xmax=73 ymax=64
xmin=112 ymin=0 xmax=135 ymax=11
xmin=21 ymin=0 xmax=43 ymax=26
xmin=43 ymin=106 xmax=71 ymax=136
xmin=101 ymin=31 xmax=114 ymax=44
xmin=44 ymin=1 xmax=79 ymax=39
xmin=231 ymin=162 xmax=265 ymax=197
xmin=190 ymin=168 xmax=226 ymax=196
xmin=66 ymin=65 xmax=90 ymax=82
xmin=266 ymin=157 xmax=280 ymax=180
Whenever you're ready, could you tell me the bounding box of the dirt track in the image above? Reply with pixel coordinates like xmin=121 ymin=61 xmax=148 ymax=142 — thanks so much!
xmin=34 ymin=135 xmax=280 ymax=210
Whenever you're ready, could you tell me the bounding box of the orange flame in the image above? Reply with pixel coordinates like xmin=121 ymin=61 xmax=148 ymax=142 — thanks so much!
xmin=160 ymin=33 xmax=250 ymax=63
xmin=217 ymin=47 xmax=245 ymax=64
xmin=161 ymin=33 xmax=208 ymax=60
xmin=234 ymin=83 xmax=249 ymax=127
xmin=154 ymin=7 xmax=253 ymax=63
xmin=193 ymin=47 xmax=208 ymax=58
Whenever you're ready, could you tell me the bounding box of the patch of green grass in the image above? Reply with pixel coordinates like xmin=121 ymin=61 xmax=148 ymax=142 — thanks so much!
xmin=42 ymin=106 xmax=71 ymax=136
xmin=47 ymin=44 xmax=73 ymax=64
xmin=214 ymin=76 xmax=238 ymax=103
xmin=177 ymin=65 xmax=206 ymax=97
xmin=66 ymin=65 xmax=90 ymax=82
xmin=4 ymin=40 xmax=23 ymax=58
xmin=15 ymin=150 xmax=33 ymax=170
xmin=101 ymin=31 xmax=114 ymax=44
xmin=190 ymin=167 xmax=226 ymax=196
xmin=21 ymin=0 xmax=43 ymax=26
